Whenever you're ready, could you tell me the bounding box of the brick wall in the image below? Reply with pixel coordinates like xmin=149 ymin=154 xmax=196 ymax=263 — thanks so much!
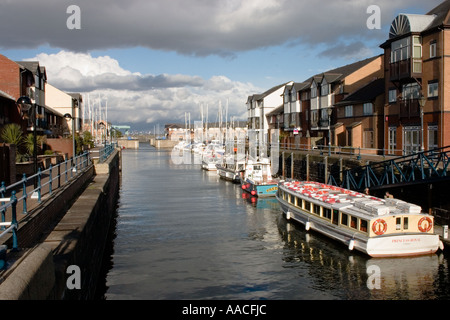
xmin=0 ymin=54 xmax=20 ymax=100
xmin=46 ymin=138 xmax=74 ymax=158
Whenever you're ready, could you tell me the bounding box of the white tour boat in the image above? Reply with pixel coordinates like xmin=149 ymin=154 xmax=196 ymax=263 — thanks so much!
xmin=276 ymin=180 xmax=444 ymax=257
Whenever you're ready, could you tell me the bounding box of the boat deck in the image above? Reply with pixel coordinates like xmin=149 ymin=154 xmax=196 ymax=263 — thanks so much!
xmin=281 ymin=180 xmax=423 ymax=220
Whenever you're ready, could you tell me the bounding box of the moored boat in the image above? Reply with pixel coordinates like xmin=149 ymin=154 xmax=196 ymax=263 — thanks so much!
xmin=276 ymin=180 xmax=444 ymax=257
xmin=240 ymin=158 xmax=278 ymax=197
xmin=200 ymin=142 xmax=224 ymax=171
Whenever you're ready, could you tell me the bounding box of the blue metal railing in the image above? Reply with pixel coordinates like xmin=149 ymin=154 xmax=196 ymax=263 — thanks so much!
xmin=98 ymin=143 xmax=117 ymax=163
xmin=0 ymin=144 xmax=117 ymax=253
xmin=0 ymin=192 xmax=18 ymax=253
xmin=328 ymin=146 xmax=450 ymax=191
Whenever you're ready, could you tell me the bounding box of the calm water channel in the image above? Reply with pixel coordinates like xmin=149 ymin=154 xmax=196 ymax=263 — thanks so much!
xmin=101 ymin=143 xmax=450 ymax=300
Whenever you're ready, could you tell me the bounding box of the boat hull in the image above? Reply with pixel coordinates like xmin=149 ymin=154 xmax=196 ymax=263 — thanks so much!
xmin=241 ymin=178 xmax=278 ymax=198
xmin=278 ymin=196 xmax=440 ymax=257
xmin=216 ymin=165 xmax=241 ymax=183
xmin=201 ymin=160 xmax=217 ymax=171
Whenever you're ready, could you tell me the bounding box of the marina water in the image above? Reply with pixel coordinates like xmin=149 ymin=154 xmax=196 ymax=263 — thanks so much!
xmin=100 ymin=143 xmax=450 ymax=300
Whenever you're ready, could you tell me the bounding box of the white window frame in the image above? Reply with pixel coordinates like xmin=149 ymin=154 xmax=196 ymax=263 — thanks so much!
xmin=430 ymin=41 xmax=437 ymax=58
xmin=388 ymin=127 xmax=397 ymax=155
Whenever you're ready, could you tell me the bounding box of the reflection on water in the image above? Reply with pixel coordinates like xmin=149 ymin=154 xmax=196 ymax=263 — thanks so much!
xmin=102 ymin=143 xmax=450 ymax=300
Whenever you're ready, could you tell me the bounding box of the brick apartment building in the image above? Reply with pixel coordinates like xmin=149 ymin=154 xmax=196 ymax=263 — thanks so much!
xmin=380 ymin=0 xmax=450 ymax=155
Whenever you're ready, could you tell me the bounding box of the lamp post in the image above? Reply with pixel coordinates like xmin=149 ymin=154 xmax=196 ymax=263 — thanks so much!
xmin=63 ymin=113 xmax=76 ymax=159
xmin=419 ymin=95 xmax=427 ymax=152
xmin=16 ymin=96 xmax=37 ymax=176
xmin=327 ymin=107 xmax=333 ymax=156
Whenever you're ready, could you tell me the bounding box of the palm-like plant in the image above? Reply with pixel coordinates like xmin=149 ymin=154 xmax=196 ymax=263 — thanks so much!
xmin=0 ymin=123 xmax=24 ymax=147
xmin=0 ymin=123 xmax=27 ymax=162
xmin=25 ymin=133 xmax=46 ymax=156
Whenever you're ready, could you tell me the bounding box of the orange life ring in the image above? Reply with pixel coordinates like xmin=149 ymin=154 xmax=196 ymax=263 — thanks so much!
xmin=372 ymin=219 xmax=387 ymax=235
xmin=418 ymin=217 xmax=433 ymax=233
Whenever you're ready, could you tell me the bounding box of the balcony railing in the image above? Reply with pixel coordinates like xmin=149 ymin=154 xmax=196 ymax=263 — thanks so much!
xmin=399 ymin=98 xmax=420 ymax=119
xmin=390 ymin=58 xmax=422 ymax=81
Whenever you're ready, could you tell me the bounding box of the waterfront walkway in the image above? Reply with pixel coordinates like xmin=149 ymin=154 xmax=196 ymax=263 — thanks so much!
xmin=0 ymin=145 xmax=119 ymax=299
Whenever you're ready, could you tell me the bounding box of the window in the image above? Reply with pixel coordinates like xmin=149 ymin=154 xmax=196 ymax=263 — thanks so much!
xmin=402 ymin=83 xmax=420 ymax=100
xmin=341 ymin=213 xmax=348 ymax=226
xmin=388 ymin=127 xmax=397 ymax=154
xmin=323 ymin=207 xmax=331 ymax=219
xmin=313 ymin=204 xmax=321 ymax=215
xmin=396 ymin=217 xmax=401 ymax=230
xmin=311 ymin=82 xmax=317 ymax=98
xmin=360 ymin=220 xmax=368 ymax=232
xmin=412 ymin=36 xmax=422 ymax=58
xmin=364 ymin=130 xmax=374 ymax=149
xmin=321 ymin=81 xmax=329 ymax=96
xmin=430 ymin=41 xmax=437 ymax=58
xmin=412 ymin=36 xmax=423 ymax=73
xmin=391 ymin=37 xmax=410 ymax=63
xmin=350 ymin=216 xmax=358 ymax=229
xmin=363 ymin=103 xmax=373 ymax=115
xmin=404 ymin=217 xmax=409 ymax=230
xmin=345 ymin=105 xmax=353 ymax=117
xmin=428 ymin=81 xmax=438 ymax=98
xmin=428 ymin=125 xmax=438 ymax=150
xmin=389 ymin=89 xmax=397 ymax=103
xmin=332 ymin=210 xmax=339 ymax=225
xmin=304 ymin=200 xmax=310 ymax=212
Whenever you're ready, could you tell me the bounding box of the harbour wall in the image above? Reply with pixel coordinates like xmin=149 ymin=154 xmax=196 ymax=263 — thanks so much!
xmin=0 ymin=149 xmax=121 ymax=300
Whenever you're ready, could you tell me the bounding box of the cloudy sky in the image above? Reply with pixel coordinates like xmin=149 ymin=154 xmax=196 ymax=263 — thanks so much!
xmin=0 ymin=0 xmax=442 ymax=131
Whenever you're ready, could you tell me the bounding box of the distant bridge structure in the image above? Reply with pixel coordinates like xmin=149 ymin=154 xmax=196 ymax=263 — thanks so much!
xmin=328 ymin=146 xmax=450 ymax=192
xmin=112 ymin=125 xmax=131 ymax=135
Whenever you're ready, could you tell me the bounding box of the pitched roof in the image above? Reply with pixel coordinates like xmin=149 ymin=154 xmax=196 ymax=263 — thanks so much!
xmin=334 ymin=78 xmax=385 ymax=106
xmin=248 ymin=81 xmax=293 ymax=102
xmin=427 ymin=0 xmax=450 ymax=29
xmin=302 ymin=55 xmax=381 ymax=85
xmin=266 ymin=104 xmax=284 ymax=116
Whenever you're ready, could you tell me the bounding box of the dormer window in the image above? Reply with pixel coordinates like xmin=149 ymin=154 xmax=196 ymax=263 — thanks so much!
xmin=321 ymin=79 xmax=329 ymax=96
xmin=311 ymin=81 xmax=317 ymax=98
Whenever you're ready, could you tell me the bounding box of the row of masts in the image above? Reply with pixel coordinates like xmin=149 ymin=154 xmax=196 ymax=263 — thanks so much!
xmin=185 ymin=99 xmax=242 ymax=144
xmin=82 ymin=93 xmax=109 ymax=144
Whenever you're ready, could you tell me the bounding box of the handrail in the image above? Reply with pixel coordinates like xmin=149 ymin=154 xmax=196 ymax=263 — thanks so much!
xmin=0 ymin=151 xmax=95 ymax=254
xmin=0 ymin=144 xmax=117 ymax=253
xmin=0 ymin=192 xmax=18 ymax=252
xmin=327 ymin=146 xmax=450 ymax=191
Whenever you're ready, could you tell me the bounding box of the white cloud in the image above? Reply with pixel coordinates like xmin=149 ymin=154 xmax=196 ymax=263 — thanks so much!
xmin=32 ymin=51 xmax=260 ymax=127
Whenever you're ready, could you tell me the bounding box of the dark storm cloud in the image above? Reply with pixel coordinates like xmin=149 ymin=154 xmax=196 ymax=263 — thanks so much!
xmin=0 ymin=0 xmax=440 ymax=55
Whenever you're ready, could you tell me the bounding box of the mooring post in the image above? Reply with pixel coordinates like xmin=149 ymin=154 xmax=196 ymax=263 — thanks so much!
xmin=306 ymin=154 xmax=310 ymax=181
xmin=291 ymin=152 xmax=294 ymax=179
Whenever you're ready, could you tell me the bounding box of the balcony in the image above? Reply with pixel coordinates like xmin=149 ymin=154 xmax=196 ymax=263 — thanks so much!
xmin=390 ymin=58 xmax=422 ymax=82
xmin=399 ymin=98 xmax=420 ymax=119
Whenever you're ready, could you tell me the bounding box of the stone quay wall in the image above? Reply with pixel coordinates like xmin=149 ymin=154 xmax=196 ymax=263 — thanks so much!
xmin=0 ymin=148 xmax=121 ymax=300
